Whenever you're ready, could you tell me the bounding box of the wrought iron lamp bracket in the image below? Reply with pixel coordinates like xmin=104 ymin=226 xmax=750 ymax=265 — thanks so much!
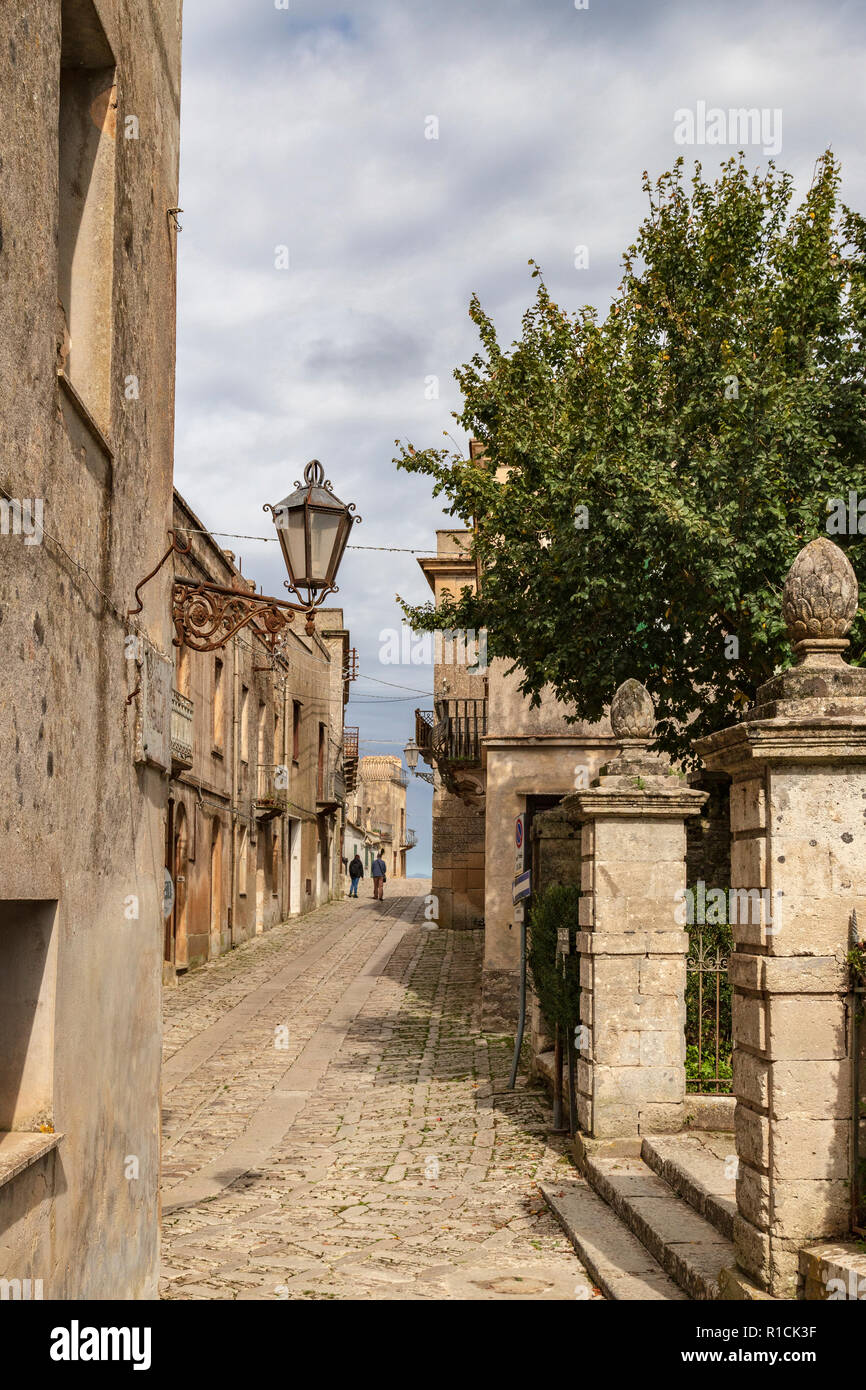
xmin=129 ymin=530 xmax=329 ymax=652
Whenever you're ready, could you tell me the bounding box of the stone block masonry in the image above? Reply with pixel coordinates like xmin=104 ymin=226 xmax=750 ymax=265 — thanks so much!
xmin=566 ymin=680 xmax=707 ymax=1140
xmin=696 ymin=537 xmax=866 ymax=1296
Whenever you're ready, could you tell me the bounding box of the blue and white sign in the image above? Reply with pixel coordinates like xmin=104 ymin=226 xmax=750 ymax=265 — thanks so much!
xmin=514 ymin=814 xmax=525 ymax=875
xmin=512 ymin=869 xmax=531 ymax=904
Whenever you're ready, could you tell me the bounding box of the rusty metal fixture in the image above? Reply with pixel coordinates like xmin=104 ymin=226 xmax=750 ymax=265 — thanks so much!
xmin=171 ymin=576 xmax=297 ymax=652
xmin=263 ymin=459 xmax=361 ymax=613
xmin=130 ymin=531 xmax=303 ymax=651
xmin=130 ymin=458 xmax=360 ymax=652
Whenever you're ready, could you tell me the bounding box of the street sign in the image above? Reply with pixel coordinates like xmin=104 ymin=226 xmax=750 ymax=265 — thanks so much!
xmin=513 ymin=901 xmax=525 ymax=923
xmin=514 ymin=813 xmax=525 ymax=875
xmin=512 ymin=869 xmax=531 ymax=903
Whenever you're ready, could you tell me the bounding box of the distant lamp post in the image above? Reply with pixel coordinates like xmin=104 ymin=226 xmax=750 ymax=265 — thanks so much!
xmin=129 ymin=460 xmax=360 ymax=650
xmin=404 ymin=737 xmax=434 ymax=785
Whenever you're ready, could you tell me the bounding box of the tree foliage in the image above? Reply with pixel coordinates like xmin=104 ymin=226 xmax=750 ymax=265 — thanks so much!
xmin=397 ymin=153 xmax=866 ymax=760
xmin=526 ymin=883 xmax=581 ymax=1034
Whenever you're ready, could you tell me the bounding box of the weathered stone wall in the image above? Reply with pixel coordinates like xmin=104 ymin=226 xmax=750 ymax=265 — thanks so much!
xmin=357 ymin=756 xmax=409 ymax=880
xmin=697 ymin=538 xmax=865 ymax=1297
xmin=431 ymin=785 xmax=485 ymax=929
xmin=166 ymin=500 xmax=346 ymax=976
xmin=0 ymin=0 xmax=183 ymax=1297
xmin=569 ymin=681 xmax=707 ymax=1139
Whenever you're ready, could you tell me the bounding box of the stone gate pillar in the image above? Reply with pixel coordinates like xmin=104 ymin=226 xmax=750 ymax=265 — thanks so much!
xmin=695 ymin=538 xmax=866 ymax=1298
xmin=568 ymin=680 xmax=707 ymax=1139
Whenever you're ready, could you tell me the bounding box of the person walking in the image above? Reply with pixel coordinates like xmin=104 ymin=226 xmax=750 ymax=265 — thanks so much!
xmin=348 ymin=853 xmax=364 ymax=898
xmin=371 ymin=850 xmax=387 ymax=900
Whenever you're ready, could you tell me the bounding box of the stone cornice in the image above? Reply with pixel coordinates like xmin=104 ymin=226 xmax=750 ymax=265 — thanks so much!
xmin=564 ymin=786 xmax=708 ymax=819
xmin=695 ymin=717 xmax=866 ymax=773
xmin=483 ymin=735 xmax=616 ymax=750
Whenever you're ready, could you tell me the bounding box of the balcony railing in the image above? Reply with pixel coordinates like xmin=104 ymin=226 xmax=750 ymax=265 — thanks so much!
xmin=317 ymin=765 xmax=345 ymax=808
xmin=401 ymin=828 xmax=417 ymax=850
xmin=439 ymin=698 xmax=486 ymax=761
xmin=343 ymin=725 xmax=359 ymax=793
xmin=416 ymin=708 xmax=435 ymax=755
xmin=371 ymin=823 xmax=393 ymax=842
xmin=416 ymin=698 xmax=486 ymax=766
xmin=256 ymin=763 xmax=288 ymax=817
xmin=170 ymin=689 xmax=194 ymax=768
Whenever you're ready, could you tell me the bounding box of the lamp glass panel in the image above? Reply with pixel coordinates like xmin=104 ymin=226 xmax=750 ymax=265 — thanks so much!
xmin=281 ymin=508 xmax=306 ymax=582
xmin=308 ymin=509 xmax=342 ymax=585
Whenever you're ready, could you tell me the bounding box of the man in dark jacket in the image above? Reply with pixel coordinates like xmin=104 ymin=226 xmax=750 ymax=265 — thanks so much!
xmin=348 ymin=853 xmax=364 ymax=897
xmin=371 ymin=851 xmax=387 ymax=900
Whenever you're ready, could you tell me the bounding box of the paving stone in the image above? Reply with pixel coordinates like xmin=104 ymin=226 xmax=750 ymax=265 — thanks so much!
xmin=161 ymin=884 xmax=598 ymax=1301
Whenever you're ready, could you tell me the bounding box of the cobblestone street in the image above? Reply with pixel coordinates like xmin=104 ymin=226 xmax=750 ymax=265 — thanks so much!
xmin=160 ymin=883 xmax=600 ymax=1300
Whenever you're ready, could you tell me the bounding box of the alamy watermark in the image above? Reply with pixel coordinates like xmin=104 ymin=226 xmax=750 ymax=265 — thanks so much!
xmin=673 ymin=101 xmax=782 ymax=157
xmin=379 ymin=625 xmax=487 ymax=671
xmin=826 ymin=490 xmax=866 ymax=535
xmin=674 ymin=879 xmax=782 ymax=934
xmin=1 ymin=1277 xmax=43 ymax=1300
xmin=1 ymin=497 xmax=44 ymax=545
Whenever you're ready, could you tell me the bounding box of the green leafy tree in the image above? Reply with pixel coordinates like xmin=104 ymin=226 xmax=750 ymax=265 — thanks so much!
xmin=398 ymin=153 xmax=866 ymax=761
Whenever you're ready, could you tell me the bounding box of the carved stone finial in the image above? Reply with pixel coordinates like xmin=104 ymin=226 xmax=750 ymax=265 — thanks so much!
xmin=781 ymin=537 xmax=858 ymax=663
xmin=610 ymin=679 xmax=655 ymax=740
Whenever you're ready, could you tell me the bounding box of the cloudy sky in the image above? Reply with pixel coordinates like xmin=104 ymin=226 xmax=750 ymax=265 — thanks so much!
xmin=174 ymin=0 xmax=866 ymax=875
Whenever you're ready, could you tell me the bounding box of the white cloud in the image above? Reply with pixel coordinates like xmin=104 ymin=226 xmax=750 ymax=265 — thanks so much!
xmin=175 ymin=0 xmax=866 ymax=872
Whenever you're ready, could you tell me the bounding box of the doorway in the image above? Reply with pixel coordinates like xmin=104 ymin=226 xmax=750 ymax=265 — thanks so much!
xmin=209 ymin=819 xmax=222 ymax=958
xmin=255 ymin=829 xmax=266 ymax=933
xmin=173 ymin=803 xmax=189 ymax=970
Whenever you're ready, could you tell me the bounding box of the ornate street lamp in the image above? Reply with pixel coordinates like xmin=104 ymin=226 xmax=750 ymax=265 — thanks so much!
xmin=403 ymin=737 xmax=434 ymax=785
xmin=264 ymin=460 xmax=358 ymax=614
xmin=130 ymin=461 xmax=360 ymax=650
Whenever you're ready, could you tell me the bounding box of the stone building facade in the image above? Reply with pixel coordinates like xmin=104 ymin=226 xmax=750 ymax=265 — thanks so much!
xmin=348 ymin=755 xmax=412 ymax=879
xmin=165 ymin=492 xmax=351 ymax=977
xmin=0 ymin=0 xmax=183 ymax=1297
xmin=416 ymin=528 xmax=618 ymax=1031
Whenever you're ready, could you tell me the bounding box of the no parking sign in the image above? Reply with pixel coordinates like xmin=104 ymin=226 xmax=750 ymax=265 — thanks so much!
xmin=514 ymin=813 xmax=525 ymax=875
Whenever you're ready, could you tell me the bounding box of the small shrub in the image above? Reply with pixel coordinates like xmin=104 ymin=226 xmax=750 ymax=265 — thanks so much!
xmin=527 ymin=883 xmax=582 ymax=1034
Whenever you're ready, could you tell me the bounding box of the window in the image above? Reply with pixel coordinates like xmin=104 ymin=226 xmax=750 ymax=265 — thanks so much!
xmin=292 ymin=701 xmax=301 ymax=763
xmin=317 ymin=723 xmax=326 ymax=800
xmin=257 ymin=700 xmax=266 ymax=768
xmin=58 ymin=0 xmax=117 ymax=429
xmin=213 ymin=659 xmax=224 ymax=750
xmin=0 ymin=902 xmax=58 ymax=1131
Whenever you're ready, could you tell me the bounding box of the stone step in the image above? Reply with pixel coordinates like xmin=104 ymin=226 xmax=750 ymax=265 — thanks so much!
xmin=540 ymin=1179 xmax=688 ymax=1300
xmin=582 ymin=1152 xmax=735 ymax=1300
xmin=800 ymin=1241 xmax=866 ymax=1301
xmin=640 ymin=1131 xmax=738 ymax=1241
